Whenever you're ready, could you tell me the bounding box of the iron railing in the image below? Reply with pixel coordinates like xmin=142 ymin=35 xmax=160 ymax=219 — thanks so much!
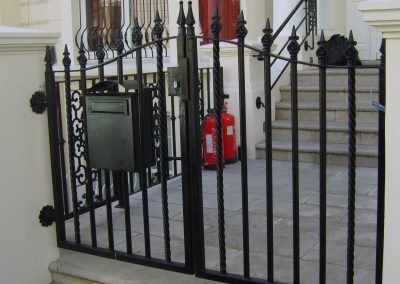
xmin=75 ymin=0 xmax=169 ymax=60
xmin=45 ymin=2 xmax=385 ymax=284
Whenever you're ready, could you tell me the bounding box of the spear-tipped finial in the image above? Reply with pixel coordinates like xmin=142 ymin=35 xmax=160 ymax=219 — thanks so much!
xmin=153 ymin=10 xmax=164 ymax=38
xmin=155 ymin=10 xmax=161 ymax=22
xmin=211 ymin=5 xmax=222 ymax=37
xmin=349 ymin=30 xmax=354 ymax=42
xmin=261 ymin=18 xmax=273 ymax=51
xmin=132 ymin=17 xmax=143 ymax=46
xmin=236 ymin=10 xmax=247 ymax=43
xmin=345 ymin=30 xmax=358 ymax=66
xmin=316 ymin=30 xmax=328 ymax=65
xmin=288 ymin=25 xmax=300 ymax=57
xmin=63 ymin=44 xmax=72 ymax=66
xmin=186 ymin=1 xmax=195 ymax=27
xmin=320 ymin=30 xmax=325 ymax=42
xmin=45 ymin=46 xmax=52 ymax=64
xmin=177 ymin=1 xmax=186 ymax=26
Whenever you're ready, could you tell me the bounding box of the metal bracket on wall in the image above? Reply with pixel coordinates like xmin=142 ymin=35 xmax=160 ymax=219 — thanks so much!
xmin=256 ymin=96 xmax=266 ymax=109
xmin=39 ymin=205 xmax=55 ymax=227
xmin=30 ymin=91 xmax=47 ymax=114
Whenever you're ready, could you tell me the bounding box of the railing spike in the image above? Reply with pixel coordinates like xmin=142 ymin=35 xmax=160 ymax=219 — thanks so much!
xmin=266 ymin=18 xmax=271 ymax=31
xmin=236 ymin=10 xmax=247 ymax=44
xmin=177 ymin=1 xmax=186 ymax=26
xmin=155 ymin=9 xmax=161 ymax=22
xmin=349 ymin=30 xmax=354 ymax=42
xmin=291 ymin=25 xmax=297 ymax=37
xmin=320 ymin=30 xmax=325 ymax=42
xmin=186 ymin=1 xmax=195 ymax=27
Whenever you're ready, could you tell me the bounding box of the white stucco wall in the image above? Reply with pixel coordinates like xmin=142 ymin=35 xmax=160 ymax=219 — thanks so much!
xmin=0 ymin=27 xmax=60 ymax=284
xmin=0 ymin=0 xmax=21 ymax=27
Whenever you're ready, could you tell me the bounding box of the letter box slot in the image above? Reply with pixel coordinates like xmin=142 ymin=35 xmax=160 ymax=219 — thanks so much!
xmin=90 ymin=101 xmax=127 ymax=115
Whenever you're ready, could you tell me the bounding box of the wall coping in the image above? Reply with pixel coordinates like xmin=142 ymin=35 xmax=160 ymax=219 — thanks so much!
xmin=0 ymin=26 xmax=59 ymax=54
xmin=359 ymin=1 xmax=400 ymax=39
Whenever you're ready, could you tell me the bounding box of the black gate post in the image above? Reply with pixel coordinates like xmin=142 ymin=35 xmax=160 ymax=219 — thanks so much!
xmin=177 ymin=1 xmax=205 ymax=275
xmin=44 ymin=46 xmax=66 ymax=245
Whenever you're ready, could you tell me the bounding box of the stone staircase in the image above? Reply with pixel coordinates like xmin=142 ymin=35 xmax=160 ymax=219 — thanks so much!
xmin=256 ymin=68 xmax=380 ymax=167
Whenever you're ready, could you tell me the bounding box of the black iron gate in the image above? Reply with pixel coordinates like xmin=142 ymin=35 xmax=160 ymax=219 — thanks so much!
xmin=45 ymin=1 xmax=385 ymax=284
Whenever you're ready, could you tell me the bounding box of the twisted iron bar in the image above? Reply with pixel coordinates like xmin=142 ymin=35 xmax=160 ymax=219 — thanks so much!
xmin=62 ymin=46 xmax=81 ymax=244
xmin=211 ymin=5 xmax=226 ymax=274
xmin=154 ymin=10 xmax=171 ymax=262
xmin=345 ymin=31 xmax=358 ymax=284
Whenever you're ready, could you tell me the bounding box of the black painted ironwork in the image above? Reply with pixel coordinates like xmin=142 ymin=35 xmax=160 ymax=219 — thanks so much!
xmin=288 ymin=26 xmax=301 ymax=284
xmin=261 ymin=18 xmax=275 ymax=283
xmin=316 ymin=30 xmax=328 ymax=284
xmin=375 ymin=39 xmax=386 ymax=284
xmin=39 ymin=205 xmax=55 ymax=227
xmin=44 ymin=3 xmax=386 ymax=284
xmin=30 ymin=91 xmax=47 ymax=114
xmin=345 ymin=30 xmax=358 ymax=284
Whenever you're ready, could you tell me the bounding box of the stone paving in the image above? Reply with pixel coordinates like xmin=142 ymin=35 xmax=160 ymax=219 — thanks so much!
xmin=66 ymin=160 xmax=378 ymax=283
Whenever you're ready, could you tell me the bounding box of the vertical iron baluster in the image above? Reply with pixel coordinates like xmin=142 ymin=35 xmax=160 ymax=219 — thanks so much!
xmin=345 ymin=31 xmax=358 ymax=284
xmin=46 ymin=47 xmax=66 ymax=245
xmin=211 ymin=6 xmax=226 ymax=274
xmin=78 ymin=43 xmax=97 ymax=248
xmin=96 ymin=38 xmax=105 ymax=82
xmin=262 ymin=19 xmax=274 ymax=282
xmin=154 ymin=10 xmax=171 ymax=262
xmin=317 ymin=30 xmax=328 ymax=284
xmin=133 ymin=17 xmax=151 ymax=258
xmin=63 ymin=45 xmax=81 ymax=244
xmin=185 ymin=1 xmax=205 ymax=273
xmin=375 ymin=39 xmax=386 ymax=284
xmin=55 ymin=82 xmax=69 ymax=216
xmin=288 ymin=26 xmax=301 ymax=284
xmin=122 ymin=171 xmax=132 ymax=254
xmin=97 ymin=170 xmax=103 ymax=201
xmin=236 ymin=11 xmax=250 ymax=278
xmin=104 ymin=170 xmax=114 ymax=251
xmin=170 ymin=87 xmax=178 ymax=176
xmin=116 ymin=34 xmax=124 ymax=85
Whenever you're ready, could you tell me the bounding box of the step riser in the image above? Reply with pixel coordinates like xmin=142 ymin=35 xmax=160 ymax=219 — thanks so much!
xmin=52 ymin=272 xmax=95 ymax=284
xmin=298 ymin=74 xmax=379 ymax=88
xmin=272 ymin=128 xmax=378 ymax=145
xmin=280 ymin=90 xmax=379 ymax=103
xmin=276 ymin=108 xmax=378 ymax=122
xmin=256 ymin=149 xmax=377 ymax=167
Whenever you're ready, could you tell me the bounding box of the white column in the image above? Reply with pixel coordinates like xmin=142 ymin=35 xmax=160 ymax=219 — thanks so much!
xmin=273 ymin=0 xmax=304 ymax=36
xmin=0 ymin=26 xmax=60 ymax=284
xmin=359 ymin=2 xmax=400 ymax=284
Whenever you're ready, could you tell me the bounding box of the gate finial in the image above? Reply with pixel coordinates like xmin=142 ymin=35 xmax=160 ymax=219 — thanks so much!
xmin=177 ymin=1 xmax=185 ymax=27
xmin=261 ymin=19 xmax=273 ymax=53
xmin=316 ymin=30 xmax=328 ymax=66
xmin=287 ymin=26 xmax=300 ymax=59
xmin=211 ymin=6 xmax=222 ymax=38
xmin=132 ymin=17 xmax=143 ymax=46
xmin=63 ymin=45 xmax=71 ymax=67
xmin=345 ymin=30 xmax=358 ymax=66
xmin=154 ymin=10 xmax=164 ymax=39
xmin=186 ymin=1 xmax=195 ymax=27
xmin=77 ymin=42 xmax=87 ymax=68
xmin=236 ymin=10 xmax=247 ymax=44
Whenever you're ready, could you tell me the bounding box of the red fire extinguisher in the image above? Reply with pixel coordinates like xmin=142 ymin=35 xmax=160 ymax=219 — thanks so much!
xmin=202 ymin=103 xmax=237 ymax=170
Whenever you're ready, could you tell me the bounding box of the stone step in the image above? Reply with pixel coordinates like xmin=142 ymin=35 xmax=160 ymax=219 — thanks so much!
xmin=255 ymin=140 xmax=377 ymax=167
xmin=272 ymin=120 xmax=378 ymax=145
xmin=275 ymin=101 xmax=378 ymax=122
xmin=50 ymin=250 xmax=219 ymax=284
xmin=297 ymin=68 xmax=379 ymax=88
xmin=280 ymin=85 xmax=379 ymax=103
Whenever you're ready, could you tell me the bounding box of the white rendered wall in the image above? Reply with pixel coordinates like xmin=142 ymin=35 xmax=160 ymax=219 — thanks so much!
xmin=0 ymin=27 xmax=60 ymax=284
xmin=359 ymin=1 xmax=400 ymax=283
xmin=0 ymin=0 xmax=21 ymax=27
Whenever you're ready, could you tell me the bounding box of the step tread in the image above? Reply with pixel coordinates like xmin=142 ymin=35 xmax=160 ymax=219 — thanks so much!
xmin=272 ymin=120 xmax=378 ymax=132
xmin=50 ymin=250 xmax=219 ymax=284
xmin=256 ymin=140 xmax=377 ymax=156
xmin=298 ymin=68 xmax=379 ymax=76
xmin=276 ymin=101 xmax=376 ymax=111
xmin=280 ymin=85 xmax=379 ymax=93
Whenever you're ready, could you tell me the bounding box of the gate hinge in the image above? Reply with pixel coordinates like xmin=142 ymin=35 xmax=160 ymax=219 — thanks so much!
xmin=39 ymin=205 xmax=55 ymax=227
xmin=30 ymin=91 xmax=47 ymax=114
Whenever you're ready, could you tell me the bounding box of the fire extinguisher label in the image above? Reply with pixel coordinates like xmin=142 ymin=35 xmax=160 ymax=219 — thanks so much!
xmin=206 ymin=134 xmax=213 ymax=153
xmin=226 ymin=126 xmax=234 ymax=136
